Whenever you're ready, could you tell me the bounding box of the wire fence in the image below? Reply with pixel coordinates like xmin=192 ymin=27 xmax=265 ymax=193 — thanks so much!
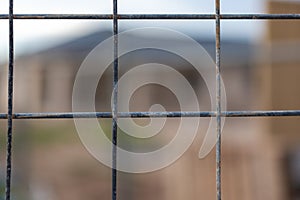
xmin=2 ymin=0 xmax=300 ymax=200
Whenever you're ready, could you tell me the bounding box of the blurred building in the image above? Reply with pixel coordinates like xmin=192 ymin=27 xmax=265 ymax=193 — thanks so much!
xmin=1 ymin=1 xmax=299 ymax=199
xmin=0 ymin=31 xmax=253 ymax=113
xmin=259 ymin=0 xmax=300 ymax=199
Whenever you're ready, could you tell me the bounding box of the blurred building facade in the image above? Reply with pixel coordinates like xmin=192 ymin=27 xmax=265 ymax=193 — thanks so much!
xmin=0 ymin=0 xmax=299 ymax=199
xmin=259 ymin=1 xmax=300 ymax=199
xmin=0 ymin=31 xmax=253 ymax=113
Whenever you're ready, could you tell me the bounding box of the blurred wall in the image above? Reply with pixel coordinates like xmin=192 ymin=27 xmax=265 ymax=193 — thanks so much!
xmin=260 ymin=1 xmax=300 ymax=199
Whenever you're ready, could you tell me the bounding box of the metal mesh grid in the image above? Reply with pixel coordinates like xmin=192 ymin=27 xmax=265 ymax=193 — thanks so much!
xmin=2 ymin=0 xmax=300 ymax=200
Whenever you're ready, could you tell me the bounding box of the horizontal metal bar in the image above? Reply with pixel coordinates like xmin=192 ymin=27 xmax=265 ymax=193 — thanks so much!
xmin=0 ymin=14 xmax=300 ymax=20
xmin=0 ymin=110 xmax=300 ymax=119
xmin=120 ymin=14 xmax=300 ymax=20
xmin=118 ymin=14 xmax=215 ymax=19
xmin=0 ymin=14 xmax=112 ymax=19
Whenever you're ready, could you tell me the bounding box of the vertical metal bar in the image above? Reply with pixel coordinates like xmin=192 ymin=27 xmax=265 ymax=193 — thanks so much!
xmin=112 ymin=0 xmax=118 ymax=199
xmin=215 ymin=0 xmax=222 ymax=200
xmin=6 ymin=0 xmax=14 ymax=200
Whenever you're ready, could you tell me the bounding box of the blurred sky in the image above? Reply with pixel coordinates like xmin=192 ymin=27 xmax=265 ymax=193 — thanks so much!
xmin=0 ymin=0 xmax=266 ymax=62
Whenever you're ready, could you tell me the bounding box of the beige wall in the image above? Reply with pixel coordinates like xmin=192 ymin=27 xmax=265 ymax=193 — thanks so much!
xmin=266 ymin=1 xmax=300 ymax=147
